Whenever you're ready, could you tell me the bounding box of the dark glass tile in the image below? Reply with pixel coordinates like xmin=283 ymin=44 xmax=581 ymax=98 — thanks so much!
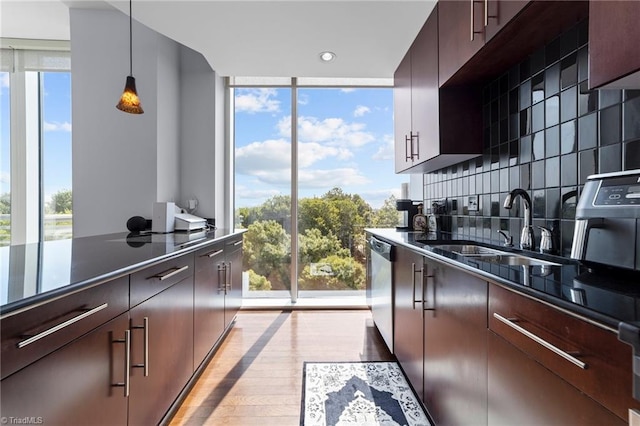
xmin=509 ymin=64 xmax=520 ymax=90
xmin=533 ymin=131 xmax=545 ymax=160
xmin=510 ymin=164 xmax=520 ymax=188
xmin=561 ymin=153 xmax=577 ymax=186
xmin=600 ymin=90 xmax=622 ymax=109
xmin=579 ymin=149 xmax=598 ymax=184
xmin=532 ymin=101 xmax=545 ymax=133
xmin=533 ymin=189 xmax=546 ymax=218
xmin=532 ymin=72 xmax=545 ymax=104
xmin=509 ymin=140 xmax=519 ymax=167
xmin=499 ymin=74 xmax=509 ymax=96
xmin=560 ymin=53 xmax=577 ymax=89
xmin=490 ymin=79 xmax=500 ymax=101
xmin=624 ymin=97 xmax=640 ymax=141
xmin=500 ymin=168 xmax=509 ymax=192
xmin=469 ymin=173 xmax=476 ymax=194
xmin=500 ymin=118 xmax=509 ymax=144
xmin=491 ymin=124 xmax=500 ymax=147
xmin=475 ymin=156 xmax=484 ymax=172
xmin=491 ymin=99 xmax=499 ymax=124
xmin=482 ymin=194 xmax=491 ymax=215
xmin=520 ymin=108 xmax=531 ymax=136
xmin=546 ymin=36 xmax=562 ymax=66
xmin=520 ymin=57 xmax=531 ymax=82
xmin=483 ymin=103 xmax=491 ymax=128
xmin=520 ymin=135 xmax=532 ymax=164
xmin=500 ymin=93 xmax=509 ymax=120
xmin=491 ymin=170 xmax=500 ymax=193
xmin=577 ymin=20 xmax=588 ymax=47
xmin=546 ymin=125 xmax=560 ymax=158
xmin=520 ymin=163 xmax=531 ymax=190
xmin=483 ymin=172 xmax=491 ymax=194
xmin=599 ymin=105 xmax=622 ymax=146
xmin=532 ymin=160 xmax=545 ymax=189
xmin=491 ymin=193 xmax=500 ymax=216
xmin=545 ymin=63 xmax=561 ymax=97
xmin=626 ymin=90 xmax=640 ymax=101
xmin=520 ymin=80 xmax=531 ymax=110
xmin=577 ymin=47 xmax=588 ymax=83
xmin=491 ymin=147 xmax=500 ymax=169
xmin=476 ymin=173 xmax=483 ymax=194
xmin=599 ymin=144 xmax=622 ymax=173
xmin=560 ymin=26 xmax=578 ymax=58
xmin=509 ymin=89 xmax=519 ymax=115
xmin=500 ymin=143 xmax=509 ymax=168
xmin=546 ymin=95 xmax=560 ymax=127
xmin=546 ymin=188 xmax=560 ymax=219
xmin=578 ymin=81 xmax=598 ymax=116
xmin=482 ymin=85 xmax=491 ymax=105
xmin=561 ymin=120 xmax=577 ymax=154
xmin=561 ymin=187 xmax=578 ymax=220
xmin=561 ymin=220 xmax=576 ymax=257
xmin=509 ymin=113 xmax=520 ymax=141
xmin=546 ymin=156 xmax=560 ymax=188
xmin=483 ymin=127 xmax=491 ymax=149
xmin=625 ymin=139 xmax=640 ymax=170
xmin=561 ymin=86 xmax=577 ymax=123
xmin=530 ymin=48 xmax=545 ymax=76
xmin=578 ymin=112 xmax=598 ymax=150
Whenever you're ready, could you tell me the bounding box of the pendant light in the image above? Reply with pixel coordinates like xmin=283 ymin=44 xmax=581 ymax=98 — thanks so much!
xmin=116 ymin=0 xmax=144 ymax=114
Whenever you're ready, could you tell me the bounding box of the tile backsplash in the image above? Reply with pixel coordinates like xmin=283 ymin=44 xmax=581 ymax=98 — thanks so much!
xmin=423 ymin=20 xmax=640 ymax=257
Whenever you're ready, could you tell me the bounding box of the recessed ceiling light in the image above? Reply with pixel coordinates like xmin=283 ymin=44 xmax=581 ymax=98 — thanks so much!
xmin=320 ymin=51 xmax=336 ymax=62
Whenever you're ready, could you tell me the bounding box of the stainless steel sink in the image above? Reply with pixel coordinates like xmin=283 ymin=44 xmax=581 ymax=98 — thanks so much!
xmin=430 ymin=244 xmax=561 ymax=267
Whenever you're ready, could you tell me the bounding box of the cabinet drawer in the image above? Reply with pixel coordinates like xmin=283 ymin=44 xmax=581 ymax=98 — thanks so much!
xmin=225 ymin=237 xmax=243 ymax=252
xmin=130 ymin=254 xmax=194 ymax=308
xmin=489 ymin=284 xmax=639 ymax=420
xmin=194 ymin=243 xmax=224 ymax=272
xmin=1 ymin=276 xmax=129 ymax=379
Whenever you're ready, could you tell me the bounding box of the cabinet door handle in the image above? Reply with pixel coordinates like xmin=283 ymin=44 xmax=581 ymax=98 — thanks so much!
xmin=226 ymin=261 xmax=232 ymax=291
xmin=112 ymin=329 xmax=131 ymax=397
xmin=422 ymin=265 xmax=436 ymax=312
xmin=484 ymin=0 xmax=497 ymax=27
xmin=410 ymin=131 xmax=419 ymax=160
xmin=232 ymin=240 xmax=243 ymax=247
xmin=493 ymin=313 xmax=587 ymax=369
xmin=411 ymin=262 xmax=422 ymax=310
xmin=17 ymin=303 xmax=109 ymax=348
xmin=202 ymin=249 xmax=223 ymax=258
xmin=470 ymin=0 xmax=484 ymax=41
xmin=149 ymin=265 xmax=189 ymax=281
xmin=217 ymin=264 xmax=226 ymax=293
xmin=131 ymin=317 xmax=149 ymax=377
xmin=405 ymin=134 xmax=412 ymax=161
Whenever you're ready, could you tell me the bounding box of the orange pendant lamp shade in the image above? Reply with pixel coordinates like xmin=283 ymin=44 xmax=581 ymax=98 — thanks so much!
xmin=116 ymin=0 xmax=144 ymax=114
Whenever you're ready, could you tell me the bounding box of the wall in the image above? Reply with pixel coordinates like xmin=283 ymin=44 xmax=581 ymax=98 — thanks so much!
xmin=423 ymin=20 xmax=640 ymax=257
xmin=71 ymin=8 xmax=225 ymax=237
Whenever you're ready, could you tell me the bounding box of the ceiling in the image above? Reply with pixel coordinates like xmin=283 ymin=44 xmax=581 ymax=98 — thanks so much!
xmin=0 ymin=0 xmax=436 ymax=78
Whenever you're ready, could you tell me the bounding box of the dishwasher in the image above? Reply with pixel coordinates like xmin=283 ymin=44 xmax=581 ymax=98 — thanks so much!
xmin=369 ymin=236 xmax=394 ymax=353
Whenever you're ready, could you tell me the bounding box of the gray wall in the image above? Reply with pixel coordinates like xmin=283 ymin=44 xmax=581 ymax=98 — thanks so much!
xmin=71 ymin=8 xmax=225 ymax=237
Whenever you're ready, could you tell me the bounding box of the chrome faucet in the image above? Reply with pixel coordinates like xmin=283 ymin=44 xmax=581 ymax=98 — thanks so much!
xmin=503 ymin=189 xmax=535 ymax=251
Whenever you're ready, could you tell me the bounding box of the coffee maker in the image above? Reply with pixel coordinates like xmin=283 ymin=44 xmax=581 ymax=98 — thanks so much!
xmin=396 ymin=199 xmax=418 ymax=231
xmin=571 ymin=169 xmax=640 ymax=271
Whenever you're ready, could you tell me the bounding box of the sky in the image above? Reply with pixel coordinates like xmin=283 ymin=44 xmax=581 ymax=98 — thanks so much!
xmin=234 ymin=87 xmax=408 ymax=210
xmin=0 ymin=71 xmax=73 ymax=203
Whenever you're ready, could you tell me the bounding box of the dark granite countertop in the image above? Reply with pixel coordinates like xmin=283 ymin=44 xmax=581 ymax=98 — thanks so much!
xmin=0 ymin=228 xmax=245 ymax=316
xmin=366 ymin=228 xmax=640 ymax=334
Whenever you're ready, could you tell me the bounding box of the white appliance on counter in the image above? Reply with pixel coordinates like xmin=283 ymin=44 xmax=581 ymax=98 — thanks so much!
xmin=174 ymin=213 xmax=207 ymax=231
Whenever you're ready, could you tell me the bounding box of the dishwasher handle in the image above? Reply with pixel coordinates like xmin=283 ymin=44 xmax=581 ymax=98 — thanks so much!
xmin=369 ymin=237 xmax=393 ymax=261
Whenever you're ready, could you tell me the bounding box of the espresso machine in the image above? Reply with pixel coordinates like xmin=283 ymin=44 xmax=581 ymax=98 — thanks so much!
xmin=571 ymin=169 xmax=640 ymax=272
xmin=396 ymin=199 xmax=418 ymax=231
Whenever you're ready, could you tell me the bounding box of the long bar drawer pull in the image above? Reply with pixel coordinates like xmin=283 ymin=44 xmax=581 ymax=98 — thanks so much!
xmin=493 ymin=313 xmax=587 ymax=370
xmin=232 ymin=240 xmax=243 ymax=246
xmin=17 ymin=303 xmax=109 ymax=349
xmin=112 ymin=329 xmax=131 ymax=397
xmin=202 ymin=249 xmax=223 ymax=258
xmin=150 ymin=265 xmax=189 ymax=281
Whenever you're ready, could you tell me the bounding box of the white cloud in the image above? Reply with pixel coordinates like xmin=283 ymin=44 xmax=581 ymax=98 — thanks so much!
xmin=43 ymin=121 xmax=72 ymax=132
xmin=340 ymin=88 xmax=356 ymax=93
xmin=299 ymin=168 xmax=370 ymax=188
xmin=372 ymin=134 xmax=394 ymax=161
xmin=235 ymin=185 xmax=282 ymax=200
xmin=278 ymin=115 xmax=375 ymax=148
xmin=1 ymin=171 xmax=9 ymax=184
xmin=354 ymin=105 xmax=371 ymax=117
xmin=1 ymin=73 xmax=9 ymax=89
xmin=235 ymin=88 xmax=280 ymax=114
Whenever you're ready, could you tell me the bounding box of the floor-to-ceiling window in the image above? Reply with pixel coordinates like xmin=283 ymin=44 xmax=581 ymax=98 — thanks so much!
xmin=0 ymin=43 xmax=72 ymax=246
xmin=232 ymin=78 xmax=406 ymax=305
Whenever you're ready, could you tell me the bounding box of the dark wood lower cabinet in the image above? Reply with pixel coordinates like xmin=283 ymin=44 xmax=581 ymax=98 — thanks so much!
xmin=0 ymin=312 xmax=130 ymax=425
xmin=423 ymin=261 xmax=488 ymax=426
xmin=488 ymin=331 xmax=625 ymax=426
xmin=393 ymin=245 xmax=425 ymax=400
xmin=223 ymin=239 xmax=243 ymax=328
xmin=129 ymin=276 xmax=194 ymax=426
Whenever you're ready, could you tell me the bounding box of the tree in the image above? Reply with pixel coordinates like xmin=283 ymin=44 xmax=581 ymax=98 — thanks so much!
xmin=372 ymin=195 xmax=400 ymax=228
xmin=242 ymin=220 xmax=290 ymax=290
xmin=0 ymin=193 xmax=9 ymax=215
xmin=47 ymin=189 xmax=72 ymax=214
xmin=299 ymin=228 xmax=349 ymax=265
xmin=298 ymin=254 xmax=365 ymax=291
xmin=247 ymin=269 xmax=272 ymax=291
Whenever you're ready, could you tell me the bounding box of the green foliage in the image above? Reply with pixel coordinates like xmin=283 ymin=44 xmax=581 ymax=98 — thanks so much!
xmin=299 ymin=254 xmax=365 ymax=291
xmin=372 ymin=195 xmax=400 ymax=228
xmin=247 ymin=269 xmax=272 ymax=291
xmin=0 ymin=193 xmax=10 ymax=215
xmin=299 ymin=228 xmax=349 ymax=264
xmin=46 ymin=189 xmax=73 ymax=214
xmin=243 ymin=220 xmax=290 ymax=289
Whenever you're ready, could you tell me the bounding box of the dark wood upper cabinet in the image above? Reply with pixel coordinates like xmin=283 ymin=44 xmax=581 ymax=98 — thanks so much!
xmin=484 ymin=0 xmax=529 ymax=41
xmin=589 ymin=0 xmax=640 ymax=89
xmin=394 ymin=5 xmax=483 ymax=174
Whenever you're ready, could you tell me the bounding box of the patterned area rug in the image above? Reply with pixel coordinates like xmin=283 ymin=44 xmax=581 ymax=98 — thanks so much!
xmin=301 ymin=361 xmax=431 ymax=426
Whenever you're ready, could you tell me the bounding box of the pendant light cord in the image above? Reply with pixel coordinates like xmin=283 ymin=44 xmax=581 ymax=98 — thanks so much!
xmin=129 ymin=0 xmax=133 ymax=77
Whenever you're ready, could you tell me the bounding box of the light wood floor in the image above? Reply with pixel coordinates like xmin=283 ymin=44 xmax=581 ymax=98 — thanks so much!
xmin=170 ymin=309 xmax=394 ymax=426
